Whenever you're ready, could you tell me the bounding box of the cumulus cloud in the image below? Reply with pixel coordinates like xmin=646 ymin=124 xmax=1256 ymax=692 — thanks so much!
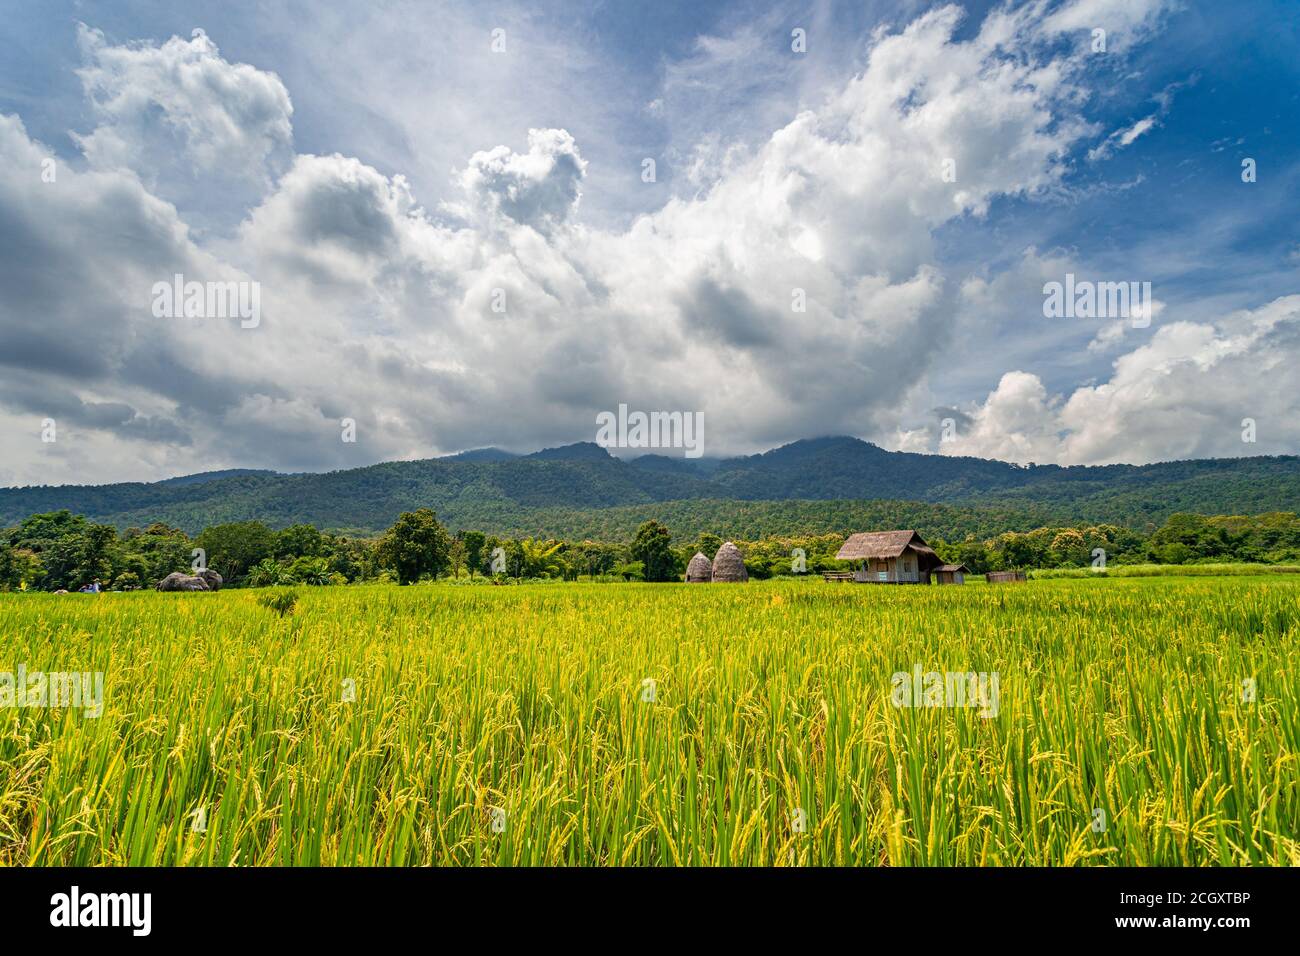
xmin=454 ymin=128 xmax=587 ymax=234
xmin=236 ymin=153 xmax=422 ymax=283
xmin=938 ymin=296 xmax=1300 ymax=464
xmin=1 ymin=2 xmax=1287 ymax=486
xmin=72 ymin=24 xmax=293 ymax=213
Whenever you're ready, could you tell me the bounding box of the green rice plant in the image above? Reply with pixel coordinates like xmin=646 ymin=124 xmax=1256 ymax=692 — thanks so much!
xmin=1029 ymin=563 xmax=1300 ymax=579
xmin=256 ymin=588 xmax=300 ymax=618
xmin=0 ymin=576 xmax=1295 ymax=866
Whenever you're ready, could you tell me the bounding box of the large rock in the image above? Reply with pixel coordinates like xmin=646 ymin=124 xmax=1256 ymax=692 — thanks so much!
xmin=156 ymin=572 xmax=210 ymax=592
xmin=196 ymin=569 xmax=223 ymax=591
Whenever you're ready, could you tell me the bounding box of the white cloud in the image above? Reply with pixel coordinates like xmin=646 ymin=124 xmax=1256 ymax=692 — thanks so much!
xmin=2 ymin=2 xmax=1288 ymax=486
xmin=940 ymin=296 xmax=1300 ymax=465
xmin=72 ymin=24 xmax=293 ymax=212
xmin=1088 ymin=114 xmax=1158 ymax=161
xmin=1042 ymin=0 xmax=1179 ymax=48
xmin=453 ymin=128 xmax=587 ymax=233
xmin=935 ymin=370 xmax=1064 ymax=464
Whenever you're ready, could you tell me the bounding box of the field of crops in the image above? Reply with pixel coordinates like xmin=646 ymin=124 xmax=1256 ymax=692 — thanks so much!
xmin=1 ymin=576 xmax=1296 ymax=866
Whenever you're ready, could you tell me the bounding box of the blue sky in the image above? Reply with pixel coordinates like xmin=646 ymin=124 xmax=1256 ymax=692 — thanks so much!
xmin=0 ymin=0 xmax=1297 ymax=484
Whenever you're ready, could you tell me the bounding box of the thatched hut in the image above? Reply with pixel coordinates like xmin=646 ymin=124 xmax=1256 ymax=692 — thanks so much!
xmin=711 ymin=542 xmax=748 ymax=582
xmin=835 ymin=530 xmax=943 ymax=583
xmin=685 ymin=552 xmax=713 ymax=582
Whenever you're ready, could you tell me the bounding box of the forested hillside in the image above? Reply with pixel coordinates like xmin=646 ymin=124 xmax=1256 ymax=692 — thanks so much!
xmin=2 ymin=437 xmax=1297 ymax=535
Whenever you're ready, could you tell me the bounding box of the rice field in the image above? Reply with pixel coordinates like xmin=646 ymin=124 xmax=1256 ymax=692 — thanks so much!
xmin=1 ymin=576 xmax=1296 ymax=866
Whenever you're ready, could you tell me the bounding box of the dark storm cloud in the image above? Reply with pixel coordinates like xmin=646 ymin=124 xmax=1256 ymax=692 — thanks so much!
xmin=676 ymin=277 xmax=779 ymax=349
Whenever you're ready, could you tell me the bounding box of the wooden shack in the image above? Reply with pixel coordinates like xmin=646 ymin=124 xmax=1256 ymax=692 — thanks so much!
xmin=834 ymin=530 xmax=943 ymax=584
xmin=933 ymin=563 xmax=968 ymax=585
xmin=986 ymin=570 xmax=1028 ymax=584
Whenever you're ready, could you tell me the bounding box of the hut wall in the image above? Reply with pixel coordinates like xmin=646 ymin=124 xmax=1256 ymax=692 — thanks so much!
xmin=896 ymin=553 xmax=922 ymax=583
xmin=854 ymin=556 xmax=924 ymax=583
xmin=986 ymin=570 xmax=1027 ymax=584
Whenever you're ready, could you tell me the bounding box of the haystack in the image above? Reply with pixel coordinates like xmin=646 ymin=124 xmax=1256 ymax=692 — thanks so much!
xmin=685 ymin=552 xmax=712 ymax=583
xmin=711 ymin=541 xmax=748 ymax=582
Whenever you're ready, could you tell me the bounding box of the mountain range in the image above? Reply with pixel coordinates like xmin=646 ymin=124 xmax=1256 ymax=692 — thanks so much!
xmin=3 ymin=437 xmax=1298 ymax=540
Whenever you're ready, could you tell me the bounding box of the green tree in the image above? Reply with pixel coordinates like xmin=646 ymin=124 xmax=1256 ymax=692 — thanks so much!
xmin=7 ymin=548 xmax=44 ymax=589
xmin=274 ymin=524 xmax=324 ymax=560
xmin=631 ymin=520 xmax=676 ymax=582
xmin=110 ymin=571 xmax=142 ymax=591
xmin=503 ymin=539 xmax=525 ymax=579
xmin=78 ymin=523 xmax=117 ymax=588
xmin=247 ymin=558 xmax=293 ymax=587
xmin=1049 ymin=529 xmax=1088 ymax=567
xmin=10 ymin=510 xmax=88 ymax=550
xmin=954 ymin=537 xmax=992 ymax=574
xmin=120 ymin=523 xmax=192 ymax=585
xmin=614 ymin=560 xmax=644 ymax=581
xmin=325 ymin=536 xmax=377 ymax=582
xmin=519 ymin=538 xmax=563 ymax=577
xmin=196 ymin=521 xmax=276 ymax=584
xmin=460 ymin=530 xmax=486 ymax=578
xmin=376 ymin=509 xmax=451 ymax=585
xmin=289 ymin=555 xmax=332 ymax=585
xmin=448 ymin=537 xmax=466 ymax=579
xmin=696 ymin=532 xmax=723 ymax=559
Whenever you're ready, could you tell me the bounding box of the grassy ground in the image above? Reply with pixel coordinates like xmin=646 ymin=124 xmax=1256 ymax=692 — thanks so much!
xmin=1 ymin=576 xmax=1296 ymax=865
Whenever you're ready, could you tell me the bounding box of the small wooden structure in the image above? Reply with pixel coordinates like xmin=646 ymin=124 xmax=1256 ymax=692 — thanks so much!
xmin=986 ymin=570 xmax=1028 ymax=584
xmin=834 ymin=530 xmax=943 ymax=584
xmin=821 ymin=570 xmax=855 ymax=582
xmin=932 ymin=563 xmax=968 ymax=585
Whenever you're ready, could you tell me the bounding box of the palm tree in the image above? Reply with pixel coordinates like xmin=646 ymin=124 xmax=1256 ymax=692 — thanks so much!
xmin=519 ymin=538 xmax=564 ymax=578
xmin=247 ymin=558 xmax=292 ymax=587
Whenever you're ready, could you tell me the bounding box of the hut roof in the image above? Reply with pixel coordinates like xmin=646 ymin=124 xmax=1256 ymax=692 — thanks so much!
xmin=936 ymin=564 xmax=968 ymax=573
xmin=686 ymin=552 xmax=713 ymax=582
xmin=711 ymin=541 xmax=748 ymax=582
xmin=836 ymin=530 xmax=941 ymax=568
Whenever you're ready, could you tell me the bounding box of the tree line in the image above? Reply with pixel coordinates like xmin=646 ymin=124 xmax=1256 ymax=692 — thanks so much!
xmin=1 ymin=508 xmax=1297 ymax=591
